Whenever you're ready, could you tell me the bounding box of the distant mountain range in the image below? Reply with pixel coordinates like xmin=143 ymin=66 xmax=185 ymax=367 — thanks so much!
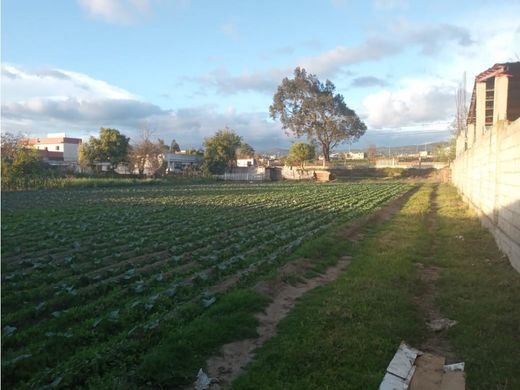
xmin=259 ymin=142 xmax=449 ymax=157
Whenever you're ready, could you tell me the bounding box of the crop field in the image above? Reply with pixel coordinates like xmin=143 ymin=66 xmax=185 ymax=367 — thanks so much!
xmin=1 ymin=182 xmax=409 ymax=388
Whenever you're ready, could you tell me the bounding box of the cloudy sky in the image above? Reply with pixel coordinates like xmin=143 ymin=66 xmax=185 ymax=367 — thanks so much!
xmin=2 ymin=0 xmax=519 ymax=150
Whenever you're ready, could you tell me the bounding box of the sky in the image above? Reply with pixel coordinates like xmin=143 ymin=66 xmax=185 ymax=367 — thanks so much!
xmin=2 ymin=0 xmax=519 ymax=151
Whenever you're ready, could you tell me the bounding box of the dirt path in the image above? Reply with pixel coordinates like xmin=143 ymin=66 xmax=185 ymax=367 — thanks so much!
xmin=197 ymin=189 xmax=417 ymax=389
xmin=414 ymin=185 xmax=456 ymax=362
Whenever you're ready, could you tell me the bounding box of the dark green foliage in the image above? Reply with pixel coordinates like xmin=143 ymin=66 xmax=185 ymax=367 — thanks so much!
xmin=202 ymin=128 xmax=243 ymax=174
xmin=286 ymin=142 xmax=315 ymax=169
xmin=79 ymin=127 xmax=130 ymax=168
xmin=170 ymin=139 xmax=181 ymax=153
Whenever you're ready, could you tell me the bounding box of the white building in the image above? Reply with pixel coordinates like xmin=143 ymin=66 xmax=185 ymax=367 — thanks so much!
xmin=164 ymin=152 xmax=203 ymax=172
xmin=23 ymin=133 xmax=82 ymax=162
xmin=237 ymin=158 xmax=256 ymax=167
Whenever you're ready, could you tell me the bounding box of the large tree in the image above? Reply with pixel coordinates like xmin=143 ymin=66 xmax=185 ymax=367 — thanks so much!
xmin=287 ymin=142 xmax=315 ymax=169
xmin=79 ymin=127 xmax=130 ymax=168
xmin=202 ymin=128 xmax=243 ymax=174
xmin=270 ymin=67 xmax=367 ymax=165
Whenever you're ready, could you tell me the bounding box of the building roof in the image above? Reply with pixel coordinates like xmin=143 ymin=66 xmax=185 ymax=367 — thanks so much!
xmin=467 ymin=62 xmax=520 ymax=125
xmin=23 ymin=137 xmax=82 ymax=145
xmin=164 ymin=152 xmax=203 ymax=162
xmin=475 ymin=62 xmax=520 ymax=82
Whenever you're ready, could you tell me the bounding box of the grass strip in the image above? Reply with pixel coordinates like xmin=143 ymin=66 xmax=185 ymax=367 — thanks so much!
xmin=434 ymin=184 xmax=520 ymax=389
xmin=233 ymin=185 xmax=433 ymax=389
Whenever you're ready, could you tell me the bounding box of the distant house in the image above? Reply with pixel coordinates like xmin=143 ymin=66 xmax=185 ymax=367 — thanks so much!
xmin=23 ymin=133 xmax=82 ymax=162
xmin=236 ymin=158 xmax=256 ymax=167
xmin=345 ymin=152 xmax=366 ymax=160
xmin=164 ymin=152 xmax=202 ymax=172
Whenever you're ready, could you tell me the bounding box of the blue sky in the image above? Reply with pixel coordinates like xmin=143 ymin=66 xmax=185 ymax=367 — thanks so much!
xmin=2 ymin=0 xmax=519 ymax=150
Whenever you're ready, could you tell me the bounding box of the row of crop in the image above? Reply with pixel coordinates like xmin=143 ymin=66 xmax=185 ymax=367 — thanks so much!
xmin=2 ymin=183 xmax=376 ymax=286
xmin=2 ymin=184 xmax=372 ymax=331
xmin=1 ymin=183 xmax=409 ymax=388
xmin=2 ymin=184 xmax=408 ymax=389
xmin=1 ymin=185 xmax=353 ymax=301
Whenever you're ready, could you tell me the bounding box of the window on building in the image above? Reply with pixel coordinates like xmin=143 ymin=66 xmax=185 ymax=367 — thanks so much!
xmin=485 ymin=77 xmax=494 ymax=127
xmin=56 ymin=146 xmax=60 ymax=151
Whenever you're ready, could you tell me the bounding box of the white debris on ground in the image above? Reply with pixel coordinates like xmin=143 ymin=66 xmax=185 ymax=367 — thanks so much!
xmin=427 ymin=318 xmax=458 ymax=332
xmin=194 ymin=368 xmax=211 ymax=390
xmin=379 ymin=341 xmax=465 ymax=390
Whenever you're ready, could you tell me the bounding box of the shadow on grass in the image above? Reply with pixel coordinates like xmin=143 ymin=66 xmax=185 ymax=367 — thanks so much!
xmin=232 ymin=184 xmax=520 ymax=390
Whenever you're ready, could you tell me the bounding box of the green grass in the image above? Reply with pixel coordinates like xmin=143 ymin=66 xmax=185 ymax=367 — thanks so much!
xmin=138 ymin=289 xmax=271 ymax=387
xmin=233 ymin=184 xmax=520 ymax=389
xmin=433 ymin=185 xmax=520 ymax=389
xmin=233 ymin=185 xmax=433 ymax=389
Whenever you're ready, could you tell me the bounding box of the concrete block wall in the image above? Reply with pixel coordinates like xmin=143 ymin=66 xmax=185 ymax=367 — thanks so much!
xmin=452 ymin=119 xmax=520 ymax=271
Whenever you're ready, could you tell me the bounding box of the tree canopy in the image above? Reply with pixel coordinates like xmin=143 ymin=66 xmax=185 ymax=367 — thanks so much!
xmin=79 ymin=127 xmax=130 ymax=168
xmin=236 ymin=143 xmax=255 ymax=159
xmin=202 ymin=128 xmax=243 ymax=174
xmin=170 ymin=139 xmax=181 ymax=153
xmin=1 ymin=132 xmax=45 ymax=178
xmin=286 ymin=142 xmax=315 ymax=169
xmin=270 ymin=67 xmax=367 ymax=164
xmin=157 ymin=139 xmax=170 ymax=154
xmin=128 ymin=130 xmax=165 ymax=176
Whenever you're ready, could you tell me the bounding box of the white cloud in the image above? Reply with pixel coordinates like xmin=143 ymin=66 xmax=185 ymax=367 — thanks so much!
xmin=2 ymin=64 xmax=136 ymax=102
xmin=1 ymin=64 xmax=288 ymax=149
xmin=192 ymin=22 xmax=473 ymax=95
xmin=362 ymin=79 xmax=455 ymax=129
xmin=78 ymin=0 xmax=151 ymax=24
xmin=1 ymin=64 xmax=165 ymax=134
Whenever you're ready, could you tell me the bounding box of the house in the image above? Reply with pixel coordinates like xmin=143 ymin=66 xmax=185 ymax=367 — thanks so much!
xmin=345 ymin=152 xmax=366 ymax=160
xmin=164 ymin=152 xmax=203 ymax=172
xmin=23 ymin=133 xmax=82 ymax=162
xmin=237 ymin=158 xmax=256 ymax=167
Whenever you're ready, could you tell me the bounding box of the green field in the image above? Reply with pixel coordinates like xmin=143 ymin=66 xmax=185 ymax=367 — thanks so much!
xmin=1 ymin=182 xmax=409 ymax=389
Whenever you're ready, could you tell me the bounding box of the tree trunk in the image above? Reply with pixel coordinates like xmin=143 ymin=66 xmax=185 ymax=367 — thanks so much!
xmin=322 ymin=143 xmax=330 ymax=167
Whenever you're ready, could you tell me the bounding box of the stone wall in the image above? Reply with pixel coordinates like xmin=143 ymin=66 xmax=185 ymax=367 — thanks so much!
xmin=452 ymin=119 xmax=520 ymax=271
